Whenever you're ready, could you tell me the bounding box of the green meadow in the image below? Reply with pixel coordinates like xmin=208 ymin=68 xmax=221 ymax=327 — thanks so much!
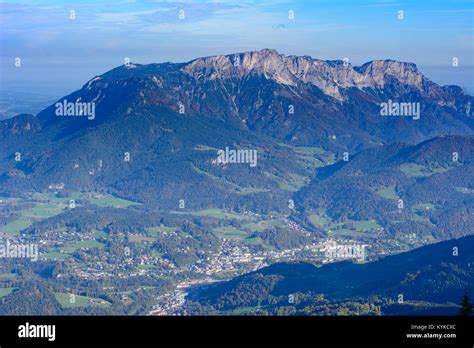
xmin=0 ymin=287 xmax=18 ymax=298
xmin=174 ymin=208 xmax=255 ymax=221
xmin=54 ymin=292 xmax=111 ymax=308
xmin=212 ymin=226 xmax=249 ymax=240
xmin=62 ymin=240 xmax=105 ymax=253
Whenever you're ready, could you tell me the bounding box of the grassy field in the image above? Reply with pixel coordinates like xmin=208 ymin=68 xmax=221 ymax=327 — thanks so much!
xmin=410 ymin=214 xmax=434 ymax=224
xmin=309 ymin=213 xmax=331 ymax=227
xmin=0 ymin=273 xmax=17 ymax=279
xmin=2 ymin=202 xmax=69 ymax=235
xmin=292 ymin=145 xmax=328 ymax=169
xmin=41 ymin=251 xmax=71 ymax=260
xmin=241 ymin=236 xmax=265 ymax=246
xmin=62 ymin=240 xmax=104 ymax=253
xmin=0 ymin=287 xmax=18 ymax=298
xmin=412 ymin=203 xmax=436 ymax=212
xmin=1 ymin=195 xmax=71 ymax=235
xmin=145 ymin=225 xmax=178 ymax=236
xmin=42 ymin=191 xmax=139 ymax=208
xmin=93 ymin=229 xmax=108 ymax=238
xmin=43 ymin=192 xmax=82 ymax=202
xmin=242 ymin=219 xmax=286 ymax=232
xmin=1 ymin=192 xmax=139 ymax=236
xmin=174 ymin=208 xmax=255 ymax=221
xmin=87 ymin=194 xmax=141 ymax=208
xmin=263 ymin=171 xmax=309 ymax=192
xmin=242 ymin=222 xmax=264 ymax=232
xmin=309 ymin=210 xmax=381 ymax=235
xmin=191 ymin=164 xmax=268 ymax=195
xmin=376 ymin=185 xmax=399 ymax=200
xmin=400 ymin=163 xmax=456 ymax=178
xmin=1 ymin=218 xmax=32 ymax=236
xmin=350 ymin=219 xmax=381 ymax=231
xmin=22 ymin=203 xmax=65 ymax=219
xmin=54 ymin=292 xmax=111 ymax=309
xmin=400 ymin=163 xmax=428 ymax=177
xmin=281 ymin=143 xmax=333 ymax=165
xmin=293 ymin=146 xmax=326 ymax=155
xmin=212 ymin=226 xmax=249 ymax=240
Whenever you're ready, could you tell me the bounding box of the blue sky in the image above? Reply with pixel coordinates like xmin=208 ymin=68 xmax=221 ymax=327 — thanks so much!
xmin=0 ymin=0 xmax=473 ymax=97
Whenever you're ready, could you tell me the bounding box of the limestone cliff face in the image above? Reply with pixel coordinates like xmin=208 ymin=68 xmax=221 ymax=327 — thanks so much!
xmin=2 ymin=49 xmax=474 ymax=206
xmin=35 ymin=48 xmax=473 ymax=150
xmin=76 ymin=48 xmax=471 ymax=118
xmin=181 ymin=49 xmax=455 ymax=102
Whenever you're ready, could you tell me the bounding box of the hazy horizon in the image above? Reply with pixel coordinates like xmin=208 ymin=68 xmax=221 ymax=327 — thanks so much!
xmin=1 ymin=0 xmax=473 ymax=107
xmin=1 ymin=48 xmax=473 ymax=119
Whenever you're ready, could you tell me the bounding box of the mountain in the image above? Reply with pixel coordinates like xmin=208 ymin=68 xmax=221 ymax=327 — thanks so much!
xmin=185 ymin=235 xmax=474 ymax=315
xmin=1 ymin=49 xmax=474 ymax=317
xmin=294 ymin=135 xmax=474 ymax=241
xmin=34 ymin=49 xmax=474 ymax=148
xmin=1 ymin=49 xmax=473 ymax=212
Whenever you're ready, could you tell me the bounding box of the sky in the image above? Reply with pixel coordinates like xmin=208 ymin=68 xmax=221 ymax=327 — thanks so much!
xmin=0 ymin=0 xmax=473 ymax=99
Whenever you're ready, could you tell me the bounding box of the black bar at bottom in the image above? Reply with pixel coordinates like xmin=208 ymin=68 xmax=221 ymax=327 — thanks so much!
xmin=0 ymin=315 xmax=472 ymax=346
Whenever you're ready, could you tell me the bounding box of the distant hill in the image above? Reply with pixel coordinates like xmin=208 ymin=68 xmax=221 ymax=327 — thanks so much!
xmin=295 ymin=135 xmax=474 ymax=240
xmin=186 ymin=235 xmax=474 ymax=315
xmin=1 ymin=49 xmax=473 ymax=212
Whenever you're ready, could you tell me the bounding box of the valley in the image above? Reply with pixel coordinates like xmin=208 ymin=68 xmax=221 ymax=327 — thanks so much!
xmin=0 ymin=184 xmax=461 ymax=315
xmin=1 ymin=49 xmax=473 ymax=315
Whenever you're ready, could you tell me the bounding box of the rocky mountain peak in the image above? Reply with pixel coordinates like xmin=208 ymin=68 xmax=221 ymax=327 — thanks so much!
xmin=181 ymin=49 xmax=431 ymax=100
xmin=181 ymin=48 xmax=288 ymax=82
xmin=49 ymin=49 xmax=470 ymax=127
xmin=355 ymin=59 xmax=424 ymax=89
